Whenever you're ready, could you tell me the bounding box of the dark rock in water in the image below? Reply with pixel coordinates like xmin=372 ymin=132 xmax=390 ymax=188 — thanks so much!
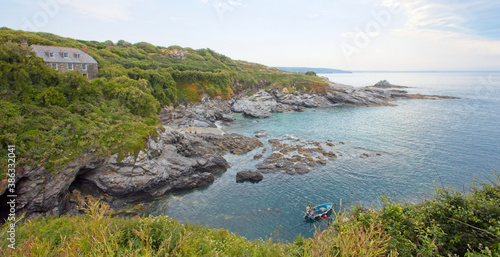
xmin=236 ymin=171 xmax=264 ymax=182
xmin=253 ymin=154 xmax=263 ymax=160
xmin=254 ymin=130 xmax=268 ymax=138
xmin=360 ymin=153 xmax=382 ymax=158
xmin=372 ymin=80 xmax=409 ymax=89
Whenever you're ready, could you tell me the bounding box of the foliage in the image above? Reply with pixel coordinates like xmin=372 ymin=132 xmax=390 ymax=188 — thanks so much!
xmin=1 ymin=175 xmax=499 ymax=256
xmin=0 ymin=27 xmax=330 ymax=179
xmin=299 ymin=210 xmax=396 ymax=257
xmin=0 ymin=28 xmax=328 ymax=107
xmin=349 ymin=171 xmax=500 ymax=256
xmin=0 ymin=41 xmax=160 ymax=174
xmin=0 ymin=197 xmax=291 ymax=256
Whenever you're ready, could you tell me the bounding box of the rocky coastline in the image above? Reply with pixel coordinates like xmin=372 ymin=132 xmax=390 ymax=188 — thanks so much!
xmin=2 ymin=80 xmax=458 ymax=218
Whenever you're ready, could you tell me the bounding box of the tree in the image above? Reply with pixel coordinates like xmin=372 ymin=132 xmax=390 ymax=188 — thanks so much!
xmin=116 ymin=40 xmax=132 ymax=47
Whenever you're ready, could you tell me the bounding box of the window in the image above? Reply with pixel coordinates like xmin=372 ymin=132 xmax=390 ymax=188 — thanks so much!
xmin=68 ymin=63 xmax=73 ymax=70
xmin=49 ymin=52 xmax=54 ymax=58
xmin=74 ymin=53 xmax=81 ymax=58
xmin=63 ymin=52 xmax=69 ymax=58
xmin=82 ymin=64 xmax=87 ymax=70
xmin=51 ymin=63 xmax=58 ymax=70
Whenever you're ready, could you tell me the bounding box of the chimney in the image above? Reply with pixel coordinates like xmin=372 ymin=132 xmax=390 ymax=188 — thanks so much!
xmin=20 ymin=40 xmax=28 ymax=47
xmin=81 ymin=45 xmax=88 ymax=53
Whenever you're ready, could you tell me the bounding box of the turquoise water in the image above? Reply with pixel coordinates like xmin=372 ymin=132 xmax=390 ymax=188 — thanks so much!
xmin=145 ymin=72 xmax=500 ymax=240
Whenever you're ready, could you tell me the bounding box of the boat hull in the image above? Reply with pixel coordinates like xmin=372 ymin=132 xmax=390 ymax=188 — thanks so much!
xmin=304 ymin=203 xmax=332 ymax=220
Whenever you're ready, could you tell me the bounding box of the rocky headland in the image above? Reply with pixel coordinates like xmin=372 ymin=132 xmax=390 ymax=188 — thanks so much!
xmin=228 ymin=80 xmax=455 ymax=118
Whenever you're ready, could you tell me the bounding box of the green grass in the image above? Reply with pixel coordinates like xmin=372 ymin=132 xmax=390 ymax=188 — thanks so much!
xmin=2 ymin=173 xmax=499 ymax=256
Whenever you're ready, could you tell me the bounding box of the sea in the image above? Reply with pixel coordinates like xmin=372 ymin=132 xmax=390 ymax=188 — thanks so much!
xmin=144 ymin=71 xmax=500 ymax=241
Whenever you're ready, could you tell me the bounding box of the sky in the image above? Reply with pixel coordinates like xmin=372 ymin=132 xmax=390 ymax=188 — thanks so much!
xmin=1 ymin=0 xmax=500 ymax=71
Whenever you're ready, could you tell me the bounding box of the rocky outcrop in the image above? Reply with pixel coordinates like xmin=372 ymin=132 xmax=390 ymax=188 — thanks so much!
xmin=256 ymin=137 xmax=338 ymax=175
xmin=230 ymin=81 xmax=422 ymax=118
xmin=324 ymin=82 xmax=396 ymax=106
xmin=231 ymin=90 xmax=307 ymax=118
xmin=230 ymin=80 xmax=458 ymax=118
xmin=9 ymin=154 xmax=102 ymax=217
xmin=78 ymin=128 xmax=228 ymax=197
xmin=4 ymin=126 xmax=263 ymax=217
xmin=271 ymin=90 xmax=332 ymax=108
xmin=236 ymin=171 xmax=264 ymax=182
xmin=372 ymin=80 xmax=409 ymax=88
xmin=204 ymin=133 xmax=264 ymax=155
xmin=78 ymin=129 xmax=264 ymax=198
xmin=159 ymin=95 xmax=233 ymax=128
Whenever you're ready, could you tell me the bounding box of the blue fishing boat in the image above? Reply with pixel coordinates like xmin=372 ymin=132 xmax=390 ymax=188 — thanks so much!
xmin=304 ymin=203 xmax=332 ymax=220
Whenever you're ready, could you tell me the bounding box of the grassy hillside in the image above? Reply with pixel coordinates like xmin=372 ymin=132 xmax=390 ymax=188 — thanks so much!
xmin=1 ymin=173 xmax=499 ymax=256
xmin=0 ymin=28 xmax=327 ymax=174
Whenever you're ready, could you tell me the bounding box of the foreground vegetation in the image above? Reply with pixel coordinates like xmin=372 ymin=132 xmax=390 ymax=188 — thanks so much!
xmin=0 ymin=28 xmax=327 ymax=174
xmin=2 ymin=173 xmax=498 ymax=256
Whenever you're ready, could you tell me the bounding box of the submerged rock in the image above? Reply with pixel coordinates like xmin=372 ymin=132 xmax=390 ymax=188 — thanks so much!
xmin=255 ymin=137 xmax=339 ymax=175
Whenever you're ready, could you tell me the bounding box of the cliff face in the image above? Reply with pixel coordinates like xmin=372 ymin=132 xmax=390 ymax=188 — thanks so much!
xmin=4 ymin=127 xmax=262 ymax=218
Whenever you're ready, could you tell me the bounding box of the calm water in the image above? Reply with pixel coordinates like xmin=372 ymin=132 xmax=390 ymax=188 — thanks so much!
xmin=144 ymin=72 xmax=500 ymax=240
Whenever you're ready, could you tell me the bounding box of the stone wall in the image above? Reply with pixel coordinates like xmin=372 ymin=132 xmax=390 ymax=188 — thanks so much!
xmin=45 ymin=62 xmax=98 ymax=79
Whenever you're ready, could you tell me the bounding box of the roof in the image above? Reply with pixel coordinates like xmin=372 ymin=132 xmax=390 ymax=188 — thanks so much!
xmin=30 ymin=45 xmax=97 ymax=64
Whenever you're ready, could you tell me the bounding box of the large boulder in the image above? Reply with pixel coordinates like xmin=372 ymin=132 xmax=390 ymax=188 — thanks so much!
xmin=236 ymin=171 xmax=264 ymax=182
xmin=231 ymin=91 xmax=275 ymax=118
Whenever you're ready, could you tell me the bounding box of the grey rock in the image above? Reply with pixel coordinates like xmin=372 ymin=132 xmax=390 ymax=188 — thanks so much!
xmin=12 ymin=154 xmax=102 ymax=217
xmin=159 ymin=97 xmax=232 ymax=128
xmin=253 ymin=154 xmax=263 ymax=160
xmin=6 ymin=126 xmax=265 ymax=217
xmin=236 ymin=171 xmax=264 ymax=182
xmin=372 ymin=80 xmax=408 ymax=88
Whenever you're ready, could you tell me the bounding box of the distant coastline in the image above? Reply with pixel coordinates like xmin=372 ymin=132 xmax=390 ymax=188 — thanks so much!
xmin=348 ymin=70 xmax=500 ymax=73
xmin=274 ymin=67 xmax=352 ymax=74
